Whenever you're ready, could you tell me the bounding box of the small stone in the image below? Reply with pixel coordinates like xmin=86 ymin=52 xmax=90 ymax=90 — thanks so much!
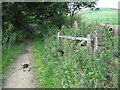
xmin=23 ymin=64 xmax=29 ymax=69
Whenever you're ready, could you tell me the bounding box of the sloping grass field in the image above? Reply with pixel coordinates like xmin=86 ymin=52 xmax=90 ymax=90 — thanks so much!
xmin=80 ymin=8 xmax=119 ymax=25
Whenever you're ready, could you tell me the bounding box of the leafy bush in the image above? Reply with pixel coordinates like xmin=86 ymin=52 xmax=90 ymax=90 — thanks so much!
xmin=2 ymin=22 xmax=26 ymax=75
xmin=34 ymin=20 xmax=118 ymax=88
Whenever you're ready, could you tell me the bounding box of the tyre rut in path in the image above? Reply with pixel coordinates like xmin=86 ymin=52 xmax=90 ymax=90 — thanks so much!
xmin=3 ymin=39 xmax=36 ymax=88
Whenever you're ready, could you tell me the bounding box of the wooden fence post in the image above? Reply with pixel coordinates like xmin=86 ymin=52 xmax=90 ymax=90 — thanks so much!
xmin=94 ymin=30 xmax=102 ymax=46
xmin=87 ymin=34 xmax=92 ymax=52
xmin=93 ymin=30 xmax=102 ymax=55
xmin=94 ymin=35 xmax=98 ymax=53
xmin=58 ymin=32 xmax=60 ymax=40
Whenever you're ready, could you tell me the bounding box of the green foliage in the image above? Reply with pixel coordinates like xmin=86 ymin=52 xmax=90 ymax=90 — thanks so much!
xmin=2 ymin=2 xmax=118 ymax=88
xmin=2 ymin=2 xmax=96 ymax=47
xmin=2 ymin=23 xmax=26 ymax=51
xmin=2 ymin=2 xmax=70 ymax=46
xmin=2 ymin=42 xmax=25 ymax=87
xmin=2 ymin=43 xmax=25 ymax=75
xmin=50 ymin=15 xmax=68 ymax=28
xmin=33 ymin=37 xmax=47 ymax=87
xmin=33 ymin=20 xmax=118 ymax=88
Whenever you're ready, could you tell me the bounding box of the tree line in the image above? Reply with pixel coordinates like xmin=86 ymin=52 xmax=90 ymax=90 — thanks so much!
xmin=2 ymin=2 xmax=96 ymax=44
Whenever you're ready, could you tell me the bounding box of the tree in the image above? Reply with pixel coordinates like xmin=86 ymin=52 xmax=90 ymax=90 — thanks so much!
xmin=2 ymin=2 xmax=69 ymax=42
xmin=68 ymin=2 xmax=96 ymax=25
xmin=2 ymin=2 xmax=97 ymax=43
xmin=25 ymin=2 xmax=69 ymax=25
xmin=2 ymin=2 xmax=29 ymax=32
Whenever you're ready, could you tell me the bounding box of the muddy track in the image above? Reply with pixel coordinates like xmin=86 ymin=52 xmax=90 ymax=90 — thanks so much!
xmin=3 ymin=39 xmax=36 ymax=88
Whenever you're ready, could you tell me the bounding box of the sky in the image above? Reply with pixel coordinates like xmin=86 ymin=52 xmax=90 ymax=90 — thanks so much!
xmin=97 ymin=0 xmax=119 ymax=9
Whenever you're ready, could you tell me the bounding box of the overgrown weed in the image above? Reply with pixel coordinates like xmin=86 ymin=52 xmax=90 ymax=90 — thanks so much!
xmin=33 ymin=20 xmax=118 ymax=88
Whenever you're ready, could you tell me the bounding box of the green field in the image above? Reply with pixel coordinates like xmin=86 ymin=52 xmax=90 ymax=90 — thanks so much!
xmin=80 ymin=8 xmax=119 ymax=25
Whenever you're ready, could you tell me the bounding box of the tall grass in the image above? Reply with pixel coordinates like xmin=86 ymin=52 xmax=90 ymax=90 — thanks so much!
xmin=2 ymin=24 xmax=26 ymax=74
xmin=33 ymin=20 xmax=118 ymax=88
xmin=2 ymin=21 xmax=28 ymax=72
xmin=33 ymin=37 xmax=47 ymax=87
xmin=2 ymin=43 xmax=25 ymax=74
xmin=2 ymin=37 xmax=25 ymax=86
xmin=2 ymin=27 xmax=26 ymax=76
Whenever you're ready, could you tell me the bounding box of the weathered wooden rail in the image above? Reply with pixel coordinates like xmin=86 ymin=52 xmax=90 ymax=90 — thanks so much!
xmin=58 ymin=32 xmax=93 ymax=41
xmin=58 ymin=31 xmax=102 ymax=54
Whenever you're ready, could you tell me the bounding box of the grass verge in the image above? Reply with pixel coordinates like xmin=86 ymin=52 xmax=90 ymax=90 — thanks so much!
xmin=33 ymin=37 xmax=45 ymax=88
xmin=2 ymin=43 xmax=25 ymax=74
xmin=33 ymin=36 xmax=59 ymax=88
xmin=1 ymin=42 xmax=25 ymax=87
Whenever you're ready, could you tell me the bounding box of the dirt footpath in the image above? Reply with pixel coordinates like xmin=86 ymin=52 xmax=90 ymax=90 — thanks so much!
xmin=3 ymin=39 xmax=36 ymax=88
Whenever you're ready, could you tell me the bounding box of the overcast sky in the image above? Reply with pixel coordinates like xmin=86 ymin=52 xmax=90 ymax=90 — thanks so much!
xmin=97 ymin=0 xmax=119 ymax=9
